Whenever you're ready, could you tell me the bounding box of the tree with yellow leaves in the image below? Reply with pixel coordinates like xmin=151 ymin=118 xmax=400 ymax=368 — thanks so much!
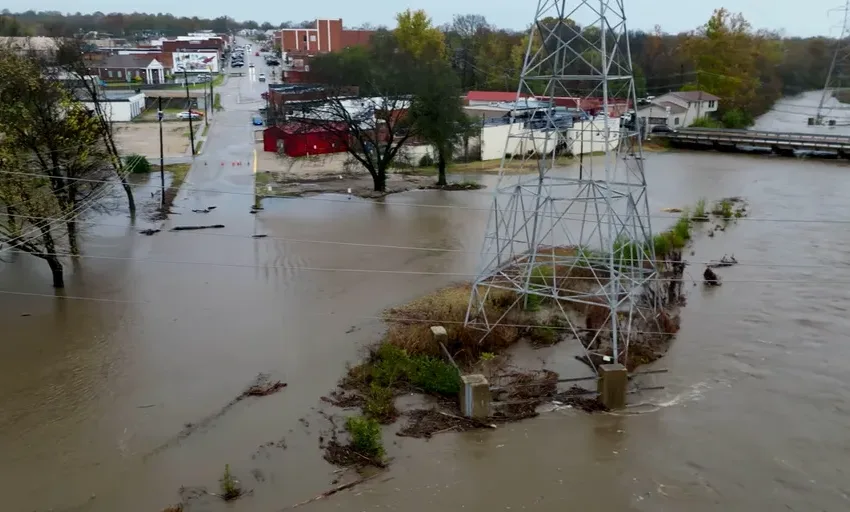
xmin=394 ymin=9 xmax=446 ymax=61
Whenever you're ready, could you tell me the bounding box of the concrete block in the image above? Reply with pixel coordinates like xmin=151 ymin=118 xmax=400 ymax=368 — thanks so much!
xmin=459 ymin=374 xmax=491 ymax=419
xmin=430 ymin=325 xmax=448 ymax=344
xmin=597 ymin=363 xmax=628 ymax=410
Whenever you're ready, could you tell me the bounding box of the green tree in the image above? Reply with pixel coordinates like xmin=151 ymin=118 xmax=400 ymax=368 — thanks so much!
xmin=394 ymin=9 xmax=445 ymax=60
xmin=0 ymin=46 xmax=116 ymax=259
xmin=409 ymin=60 xmax=474 ymax=186
xmin=680 ymin=9 xmax=782 ymax=124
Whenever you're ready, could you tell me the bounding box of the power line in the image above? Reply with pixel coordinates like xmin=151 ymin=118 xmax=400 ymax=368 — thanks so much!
xmin=0 ymin=288 xmax=826 ymax=336
xmin=0 ymin=217 xmax=840 ymax=272
xmin=0 ymin=248 xmax=844 ymax=284
xmin=1 ymin=169 xmax=848 ymax=225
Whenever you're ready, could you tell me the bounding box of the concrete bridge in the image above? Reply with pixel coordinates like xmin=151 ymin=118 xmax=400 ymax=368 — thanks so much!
xmin=656 ymin=127 xmax=850 ymax=157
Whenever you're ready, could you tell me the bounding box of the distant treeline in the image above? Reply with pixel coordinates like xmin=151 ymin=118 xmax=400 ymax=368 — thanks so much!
xmin=0 ymin=9 xmax=840 ymax=123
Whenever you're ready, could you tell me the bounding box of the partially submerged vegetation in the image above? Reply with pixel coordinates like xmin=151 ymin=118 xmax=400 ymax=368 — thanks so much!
xmin=321 ymin=196 xmax=750 ymax=460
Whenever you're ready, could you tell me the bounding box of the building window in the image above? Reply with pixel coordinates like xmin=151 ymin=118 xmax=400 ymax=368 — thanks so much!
xmin=108 ymin=70 xmax=113 ymax=78
xmin=303 ymin=35 xmax=307 ymax=42
xmin=709 ymin=100 xmax=716 ymax=108
xmin=674 ymin=117 xmax=680 ymax=125
xmin=309 ymin=34 xmax=316 ymax=42
xmin=116 ymin=70 xmax=122 ymax=78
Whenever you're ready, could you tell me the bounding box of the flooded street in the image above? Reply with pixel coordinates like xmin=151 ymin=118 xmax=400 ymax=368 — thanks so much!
xmin=2 ymin=81 xmax=850 ymax=511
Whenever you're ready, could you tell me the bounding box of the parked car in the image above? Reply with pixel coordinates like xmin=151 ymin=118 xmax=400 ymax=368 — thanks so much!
xmin=258 ymin=73 xmax=266 ymax=82
xmin=177 ymin=111 xmax=203 ymax=120
xmin=252 ymin=115 xmax=263 ymax=126
xmin=650 ymin=124 xmax=676 ymax=134
xmin=232 ymin=62 xmax=244 ymax=68
xmin=249 ymin=63 xmax=254 ymax=68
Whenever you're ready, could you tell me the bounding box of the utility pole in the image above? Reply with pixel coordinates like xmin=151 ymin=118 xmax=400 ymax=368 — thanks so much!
xmin=184 ymin=68 xmax=196 ymax=156
xmin=696 ymin=70 xmax=702 ymax=120
xmin=157 ymin=97 xmax=165 ymax=207
xmin=209 ymin=69 xmax=215 ymax=117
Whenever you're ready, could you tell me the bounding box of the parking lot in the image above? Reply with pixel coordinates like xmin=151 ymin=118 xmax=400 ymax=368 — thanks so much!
xmin=113 ymin=122 xmax=200 ymax=158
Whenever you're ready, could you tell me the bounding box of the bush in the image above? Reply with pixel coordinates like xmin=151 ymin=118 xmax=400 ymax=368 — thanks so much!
xmin=219 ymin=464 xmax=242 ymax=501
xmin=124 ymin=154 xmax=151 ymax=174
xmin=363 ymin=384 xmax=397 ymax=423
xmin=409 ymin=356 xmax=461 ymax=395
xmin=368 ymin=343 xmax=460 ymax=397
xmin=418 ymin=153 xmax=434 ymax=167
xmin=345 ymin=416 xmax=384 ymax=458
xmin=693 ymin=198 xmax=709 ymax=221
xmin=713 ymin=199 xmax=734 ymax=219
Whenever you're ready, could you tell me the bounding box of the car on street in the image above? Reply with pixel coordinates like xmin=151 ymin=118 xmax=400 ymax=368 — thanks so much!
xmin=177 ymin=111 xmax=204 ymax=120
xmin=650 ymin=124 xmax=676 ymax=134
xmin=252 ymin=115 xmax=263 ymax=126
xmin=249 ymin=63 xmax=254 ymax=68
xmin=232 ymin=62 xmax=244 ymax=68
xmin=258 ymin=73 xmax=266 ymax=82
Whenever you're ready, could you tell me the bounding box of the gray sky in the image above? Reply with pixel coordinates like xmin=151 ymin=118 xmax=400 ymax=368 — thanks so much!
xmin=8 ymin=0 xmax=845 ymax=37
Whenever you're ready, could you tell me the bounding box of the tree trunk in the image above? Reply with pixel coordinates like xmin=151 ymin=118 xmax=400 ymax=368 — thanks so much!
xmin=118 ymin=173 xmax=136 ymax=215
xmin=372 ymin=169 xmax=386 ymax=192
xmin=437 ymin=152 xmax=448 ymax=187
xmin=66 ymin=218 xmax=79 ymax=256
xmin=47 ymin=256 xmax=64 ymax=288
xmin=40 ymin=228 xmax=64 ymax=288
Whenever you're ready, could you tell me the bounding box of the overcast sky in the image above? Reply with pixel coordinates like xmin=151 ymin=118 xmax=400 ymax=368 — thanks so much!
xmin=7 ymin=0 xmax=846 ymax=38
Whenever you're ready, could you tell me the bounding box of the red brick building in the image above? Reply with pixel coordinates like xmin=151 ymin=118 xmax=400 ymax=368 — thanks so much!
xmin=278 ymin=19 xmax=374 ymax=54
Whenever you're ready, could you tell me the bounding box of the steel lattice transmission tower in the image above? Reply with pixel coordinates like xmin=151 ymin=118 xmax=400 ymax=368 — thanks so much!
xmin=465 ymin=0 xmax=659 ymax=371
xmin=815 ymin=0 xmax=850 ymax=125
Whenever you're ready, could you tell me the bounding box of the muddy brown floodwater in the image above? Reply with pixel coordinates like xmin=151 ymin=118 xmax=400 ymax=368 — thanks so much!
xmin=2 ymin=89 xmax=850 ymax=510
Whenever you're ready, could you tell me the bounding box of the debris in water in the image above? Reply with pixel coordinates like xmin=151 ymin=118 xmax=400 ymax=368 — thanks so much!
xmin=139 ymin=228 xmax=161 ymax=236
xmin=281 ymin=473 xmax=380 ymax=510
xmin=397 ymin=408 xmax=496 ymax=439
xmin=661 ymin=207 xmax=683 ymax=213
xmin=703 ymin=267 xmax=721 ymax=286
xmin=146 ymin=373 xmax=286 ymax=457
xmin=707 ymin=254 xmax=738 ymax=268
xmin=170 ymin=224 xmax=225 ymax=231
xmin=252 ymin=234 xmax=268 ymax=238
xmin=553 ymin=386 xmax=609 ymax=413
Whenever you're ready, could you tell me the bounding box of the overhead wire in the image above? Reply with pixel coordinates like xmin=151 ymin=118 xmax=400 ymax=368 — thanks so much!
xmin=0 ymin=169 xmax=848 ymax=225
xmin=0 ymin=288 xmax=822 ymax=337
xmin=0 ymin=216 xmax=842 ymax=272
xmin=0 ymin=248 xmax=843 ymax=284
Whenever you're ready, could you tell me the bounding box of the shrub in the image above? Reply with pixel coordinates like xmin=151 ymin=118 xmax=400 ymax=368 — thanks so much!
xmin=693 ymin=198 xmax=709 ymax=221
xmin=363 ymin=384 xmax=397 ymax=423
xmin=418 ymin=153 xmax=434 ymax=167
xmin=345 ymin=416 xmax=384 ymax=459
xmin=219 ymin=464 xmax=241 ymax=501
xmin=671 ymin=213 xmax=692 ymax=242
xmin=713 ymin=199 xmax=734 ymax=220
xmin=124 ymin=154 xmax=151 ymax=174
xmin=409 ymin=356 xmax=461 ymax=396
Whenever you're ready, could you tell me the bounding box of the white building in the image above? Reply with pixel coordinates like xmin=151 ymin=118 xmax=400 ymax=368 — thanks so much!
xmin=636 ymin=91 xmax=720 ymax=130
xmin=478 ymin=118 xmax=619 ymax=161
xmin=81 ymin=91 xmax=146 ymax=122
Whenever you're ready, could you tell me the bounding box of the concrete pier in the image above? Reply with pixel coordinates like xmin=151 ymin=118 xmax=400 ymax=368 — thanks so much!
xmin=459 ymin=374 xmax=491 ymax=419
xmin=597 ymin=363 xmax=628 ymax=410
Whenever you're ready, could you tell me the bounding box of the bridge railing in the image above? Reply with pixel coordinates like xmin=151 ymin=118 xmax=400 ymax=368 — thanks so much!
xmin=666 ymin=127 xmax=850 ymax=144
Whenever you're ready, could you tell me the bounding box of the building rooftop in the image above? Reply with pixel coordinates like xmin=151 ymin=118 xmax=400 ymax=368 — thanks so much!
xmin=669 ymin=90 xmax=720 ymax=102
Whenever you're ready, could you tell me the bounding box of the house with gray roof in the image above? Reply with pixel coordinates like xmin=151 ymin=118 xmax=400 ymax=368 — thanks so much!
xmin=636 ymin=90 xmax=720 ymax=131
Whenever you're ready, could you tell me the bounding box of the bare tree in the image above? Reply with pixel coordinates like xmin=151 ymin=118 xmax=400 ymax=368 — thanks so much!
xmin=285 ymin=31 xmax=423 ymax=192
xmin=52 ymin=37 xmax=136 ymax=216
